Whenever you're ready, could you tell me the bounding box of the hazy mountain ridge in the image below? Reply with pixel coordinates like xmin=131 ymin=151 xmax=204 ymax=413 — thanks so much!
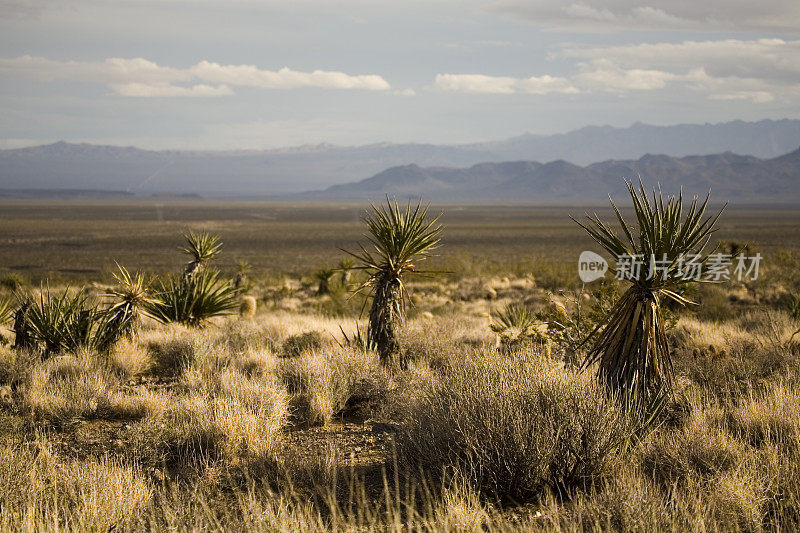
xmin=1 ymin=119 xmax=799 ymax=195
xmin=308 ymin=147 xmax=800 ymax=203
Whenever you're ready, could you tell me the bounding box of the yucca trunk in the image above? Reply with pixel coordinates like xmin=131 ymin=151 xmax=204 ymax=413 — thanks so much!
xmin=13 ymin=302 xmax=34 ymax=351
xmin=317 ymin=279 xmax=330 ymax=296
xmin=585 ymin=285 xmax=671 ymax=413
xmin=369 ymin=272 xmax=403 ymax=364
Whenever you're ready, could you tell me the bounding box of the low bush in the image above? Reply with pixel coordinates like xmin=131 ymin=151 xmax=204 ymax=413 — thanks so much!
xmin=24 ymin=354 xmax=150 ymax=423
xmin=148 ymin=338 xmax=195 ymax=378
xmin=395 ymin=352 xmax=630 ymax=502
xmin=282 ymin=331 xmax=325 ymax=357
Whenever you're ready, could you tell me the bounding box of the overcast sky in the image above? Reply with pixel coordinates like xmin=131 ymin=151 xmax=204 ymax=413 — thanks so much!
xmin=1 ymin=0 xmax=799 ymax=150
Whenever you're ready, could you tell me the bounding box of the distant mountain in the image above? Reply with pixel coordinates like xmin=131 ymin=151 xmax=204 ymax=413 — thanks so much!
xmin=306 ymin=147 xmax=800 ymax=203
xmin=0 ymin=119 xmax=799 ymax=195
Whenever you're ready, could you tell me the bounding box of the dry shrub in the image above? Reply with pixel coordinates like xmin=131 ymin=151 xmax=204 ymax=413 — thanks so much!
xmin=0 ymin=344 xmax=36 ymax=386
xmin=0 ymin=443 xmax=150 ymax=532
xmin=24 ymin=353 xmax=149 ymax=423
xmin=127 ymin=375 xmax=288 ymax=468
xmin=282 ymin=331 xmax=325 ymax=357
xmin=108 ymin=338 xmax=152 ymax=377
xmin=639 ymin=421 xmax=745 ymax=492
xmin=148 ymin=338 xmax=196 ymax=377
xmin=558 ymin=466 xmax=666 ymax=532
xmin=278 ymin=347 xmax=389 ymax=426
xmin=395 ymin=352 xmax=629 ymax=502
xmin=126 ymin=394 xmax=224 ymax=469
xmin=434 ymin=482 xmax=493 ymax=531
xmin=213 ymin=369 xmax=289 ymax=457
xmin=706 ymin=470 xmax=765 ymax=532
xmin=720 ymin=383 xmax=800 ymax=449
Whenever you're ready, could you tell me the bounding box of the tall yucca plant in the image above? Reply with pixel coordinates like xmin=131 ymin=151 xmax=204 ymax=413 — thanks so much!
xmin=573 ymin=182 xmax=725 ymax=416
xmin=346 ymin=199 xmax=443 ymax=364
xmin=181 ymin=231 xmax=222 ymax=278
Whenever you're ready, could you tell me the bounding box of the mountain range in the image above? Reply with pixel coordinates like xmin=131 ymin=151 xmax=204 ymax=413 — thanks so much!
xmin=0 ymin=118 xmax=799 ymax=196
xmin=308 ymin=148 xmax=800 ymax=203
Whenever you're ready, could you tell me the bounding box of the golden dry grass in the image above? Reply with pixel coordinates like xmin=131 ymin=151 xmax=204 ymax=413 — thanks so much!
xmin=0 ymin=266 xmax=800 ymax=531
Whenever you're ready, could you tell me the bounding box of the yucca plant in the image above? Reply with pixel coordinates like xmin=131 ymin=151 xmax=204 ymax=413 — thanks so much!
xmin=234 ymin=260 xmax=251 ymax=290
xmin=22 ymin=286 xmax=110 ymax=356
xmin=147 ymin=269 xmax=238 ymax=327
xmin=573 ymin=181 xmax=725 ymax=417
xmin=346 ymin=198 xmax=443 ymax=364
xmin=98 ymin=264 xmax=161 ymax=346
xmin=490 ymin=303 xmax=545 ymax=351
xmin=338 ymin=258 xmax=355 ymax=286
xmin=314 ymin=268 xmax=336 ymax=296
xmin=337 ymin=323 xmax=377 ymax=353
xmin=181 ymin=231 xmax=222 ymax=278
xmin=0 ymin=298 xmax=12 ymax=328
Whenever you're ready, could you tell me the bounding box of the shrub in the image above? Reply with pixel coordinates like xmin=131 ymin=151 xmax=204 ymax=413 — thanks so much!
xmin=25 ymin=354 xmax=149 ymax=423
xmin=719 ymin=383 xmax=800 ymax=449
xmin=0 ymin=445 xmax=151 ymax=532
xmin=639 ymin=424 xmax=744 ymax=491
xmin=108 ymin=338 xmax=152 ymax=377
xmin=282 ymin=331 xmax=325 ymax=357
xmin=395 ymin=352 xmax=629 ymax=502
xmin=125 ymin=395 xmax=225 ymax=469
xmin=148 ymin=338 xmax=195 ymax=377
xmin=0 ymin=273 xmax=26 ymax=292
xmin=278 ymin=347 xmax=388 ymax=426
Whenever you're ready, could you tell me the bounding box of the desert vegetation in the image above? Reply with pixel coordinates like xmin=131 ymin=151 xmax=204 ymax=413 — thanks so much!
xmin=0 ymin=195 xmax=799 ymax=531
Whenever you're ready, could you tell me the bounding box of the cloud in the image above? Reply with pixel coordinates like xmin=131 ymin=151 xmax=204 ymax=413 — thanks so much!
xmin=434 ymin=73 xmax=578 ymax=94
xmin=560 ymin=38 xmax=800 ymax=100
xmin=110 ymin=82 xmax=234 ymax=97
xmin=0 ymin=55 xmax=391 ymax=97
xmin=432 ymin=38 xmax=800 ymax=103
xmin=558 ymin=39 xmax=800 ymax=80
xmin=486 ymin=0 xmax=800 ymax=33
xmin=572 ymin=62 xmax=677 ymax=91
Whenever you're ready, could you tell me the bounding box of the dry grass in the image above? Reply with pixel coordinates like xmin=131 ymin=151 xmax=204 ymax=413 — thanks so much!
xmin=2 ymin=265 xmax=800 ymax=531
xmin=395 ymin=350 xmax=629 ymax=503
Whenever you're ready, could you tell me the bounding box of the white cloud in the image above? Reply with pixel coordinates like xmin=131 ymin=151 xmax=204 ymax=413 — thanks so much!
xmin=711 ymin=91 xmax=775 ymax=103
xmin=110 ymin=82 xmax=234 ymax=97
xmin=558 ymin=39 xmax=800 ymax=81
xmin=0 ymin=55 xmax=391 ymax=97
xmin=572 ymin=62 xmax=676 ymax=91
xmin=434 ymin=73 xmax=578 ymax=94
xmin=432 ymin=38 xmax=800 ymax=103
xmin=486 ymin=0 xmax=800 ymax=33
xmin=560 ymin=38 xmax=800 ymax=100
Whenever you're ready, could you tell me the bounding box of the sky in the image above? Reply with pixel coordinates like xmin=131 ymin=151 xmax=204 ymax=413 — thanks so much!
xmin=0 ymin=0 xmax=799 ymax=150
